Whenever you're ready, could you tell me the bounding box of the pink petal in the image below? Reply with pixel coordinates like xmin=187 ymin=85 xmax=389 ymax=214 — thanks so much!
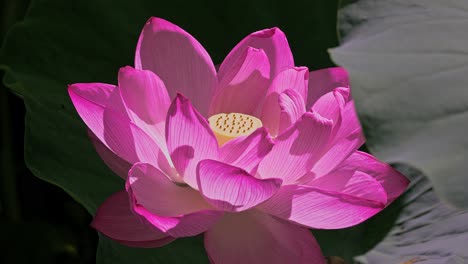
xmin=261 ymin=67 xmax=309 ymax=136
xmin=312 ymin=87 xmax=349 ymax=126
xmin=118 ymin=66 xmax=172 ymax=165
xmin=307 ymin=170 xmax=388 ymax=204
xmin=307 ymin=67 xmax=349 ymax=108
xmin=219 ymin=128 xmax=274 ymax=174
xmin=197 ymin=160 xmax=282 ymax=212
xmin=204 ymin=210 xmax=325 ymax=264
xmin=332 ymin=151 xmax=409 ymax=203
xmin=257 ymin=112 xmax=333 ymax=184
xmin=209 ymin=47 xmax=270 ymax=116
xmin=131 ymin=196 xmax=223 ymax=238
xmin=258 ymin=184 xmax=385 ymax=229
xmin=135 ymin=17 xmax=217 ymax=116
xmin=91 ymin=191 xmax=175 ymax=248
xmin=67 ymin=83 xmax=127 ymax=116
xmin=278 ymin=89 xmax=306 ymax=133
xmin=218 ymin=28 xmax=294 ymax=81
xmin=88 ymin=130 xmax=131 ymax=179
xmin=127 ymin=163 xmax=213 ymax=216
xmin=118 ymin=66 xmax=170 ymax=127
xmin=166 ymin=94 xmax=219 ymax=188
xmin=311 ymin=101 xmax=365 ymax=178
xmin=68 ymin=84 xmax=172 ymax=173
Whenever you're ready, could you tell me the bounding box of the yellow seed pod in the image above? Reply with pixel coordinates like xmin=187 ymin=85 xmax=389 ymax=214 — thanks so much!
xmin=208 ymin=113 xmax=263 ymax=146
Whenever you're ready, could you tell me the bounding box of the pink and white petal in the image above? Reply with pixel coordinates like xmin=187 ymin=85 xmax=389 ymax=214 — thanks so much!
xmin=219 ymin=128 xmax=274 ymax=174
xmin=69 ymin=84 xmax=172 ymax=172
xmin=307 ymin=67 xmax=349 ymax=108
xmin=257 ymin=112 xmax=333 ymax=184
xmin=132 ymin=201 xmax=223 ymax=238
xmin=278 ymin=89 xmax=306 ymax=134
xmin=88 ymin=130 xmax=131 ymax=179
xmin=261 ymin=67 xmax=309 ymax=136
xmin=118 ymin=66 xmax=170 ymax=126
xmin=334 ymin=151 xmax=409 ymax=203
xmin=91 ymin=191 xmax=174 ymax=247
xmin=135 ymin=17 xmax=217 ymax=116
xmin=166 ymin=94 xmax=219 ymax=188
xmin=209 ymin=47 xmax=270 ymax=116
xmin=258 ymin=184 xmax=385 ymax=229
xmin=128 ymin=163 xmax=213 ymax=216
xmin=197 ymin=160 xmax=282 ymax=212
xmin=218 ymin=28 xmax=294 ymax=81
xmin=204 ymin=210 xmax=325 ymax=264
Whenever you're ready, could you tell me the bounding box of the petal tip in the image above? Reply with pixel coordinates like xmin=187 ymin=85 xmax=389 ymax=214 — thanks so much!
xmin=251 ymin=27 xmax=283 ymax=38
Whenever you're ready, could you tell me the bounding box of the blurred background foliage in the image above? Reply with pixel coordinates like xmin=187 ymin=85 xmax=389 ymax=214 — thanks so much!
xmin=1 ymin=0 xmax=97 ymax=263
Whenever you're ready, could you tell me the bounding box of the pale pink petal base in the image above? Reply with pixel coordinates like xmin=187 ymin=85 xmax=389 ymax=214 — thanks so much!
xmin=204 ymin=210 xmax=325 ymax=264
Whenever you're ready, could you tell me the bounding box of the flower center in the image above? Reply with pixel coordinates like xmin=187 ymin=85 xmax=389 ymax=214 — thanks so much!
xmin=208 ymin=113 xmax=263 ymax=146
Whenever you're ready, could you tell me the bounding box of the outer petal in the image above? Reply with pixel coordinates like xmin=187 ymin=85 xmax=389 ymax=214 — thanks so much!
xmin=128 ymin=163 xmax=213 ymax=216
xmin=135 ymin=17 xmax=217 ymax=115
xmin=68 ymin=84 xmax=172 ymax=173
xmin=166 ymin=94 xmax=219 ymax=189
xmin=261 ymin=67 xmax=309 ymax=136
xmin=209 ymin=47 xmax=270 ymax=116
xmin=312 ymin=87 xmax=349 ymax=127
xmin=131 ymin=197 xmax=223 ymax=238
xmin=118 ymin=66 xmax=170 ymax=125
xmin=91 ymin=191 xmax=174 ymax=248
xmin=331 ymin=151 xmax=409 ymax=203
xmin=307 ymin=67 xmax=349 ymax=108
xmin=197 ymin=160 xmax=282 ymax=212
xmin=307 ymin=171 xmax=388 ymax=204
xmin=278 ymin=89 xmax=306 ymax=133
xmin=204 ymin=210 xmax=325 ymax=264
xmin=258 ymin=184 xmax=385 ymax=229
xmin=219 ymin=128 xmax=273 ymax=174
xmin=311 ymin=101 xmax=365 ymax=178
xmin=257 ymin=112 xmax=333 ymax=184
xmin=218 ymin=27 xmax=294 ymax=81
xmin=88 ymin=130 xmax=131 ymax=179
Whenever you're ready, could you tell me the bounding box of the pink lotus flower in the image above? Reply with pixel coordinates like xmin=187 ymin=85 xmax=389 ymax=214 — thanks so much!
xmin=68 ymin=17 xmax=409 ymax=264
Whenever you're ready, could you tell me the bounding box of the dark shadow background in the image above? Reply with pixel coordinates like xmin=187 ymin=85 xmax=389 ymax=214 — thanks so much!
xmin=1 ymin=1 xmax=97 ymax=263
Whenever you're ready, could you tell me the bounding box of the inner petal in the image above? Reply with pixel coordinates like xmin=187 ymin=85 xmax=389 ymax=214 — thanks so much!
xmin=208 ymin=113 xmax=262 ymax=146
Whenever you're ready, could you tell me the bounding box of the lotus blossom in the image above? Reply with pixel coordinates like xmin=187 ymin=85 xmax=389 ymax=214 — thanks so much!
xmin=68 ymin=17 xmax=409 ymax=264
